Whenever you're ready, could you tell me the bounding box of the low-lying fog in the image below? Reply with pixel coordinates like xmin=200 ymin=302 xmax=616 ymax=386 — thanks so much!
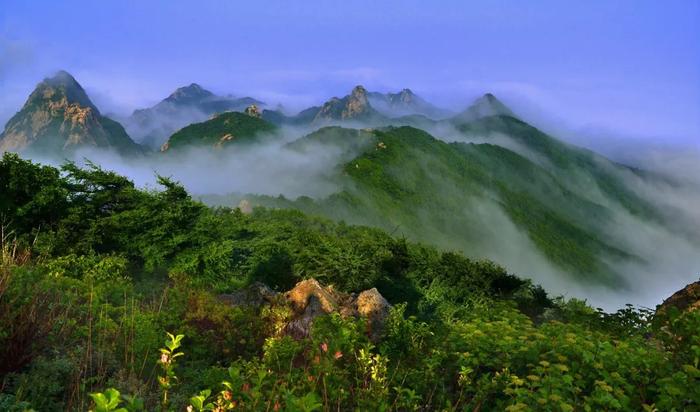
xmin=24 ymin=116 xmax=700 ymax=313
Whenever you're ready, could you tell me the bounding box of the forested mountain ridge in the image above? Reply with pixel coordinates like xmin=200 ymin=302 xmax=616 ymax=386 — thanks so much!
xmin=207 ymin=122 xmax=663 ymax=288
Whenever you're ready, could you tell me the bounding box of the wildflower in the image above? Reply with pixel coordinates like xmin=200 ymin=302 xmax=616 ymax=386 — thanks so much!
xmin=334 ymin=350 xmax=343 ymax=360
xmin=273 ymin=400 xmax=281 ymax=411
xmin=241 ymin=383 xmax=250 ymax=393
xmin=320 ymin=342 xmax=328 ymax=353
xmin=307 ymin=375 xmax=315 ymax=382
xmin=187 ymin=406 xmax=193 ymax=412
xmin=223 ymin=390 xmax=233 ymax=401
xmin=160 ymin=353 xmax=169 ymax=364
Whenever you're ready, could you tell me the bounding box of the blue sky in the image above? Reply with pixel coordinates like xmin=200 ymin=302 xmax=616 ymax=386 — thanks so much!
xmin=1 ymin=0 xmax=698 ymax=147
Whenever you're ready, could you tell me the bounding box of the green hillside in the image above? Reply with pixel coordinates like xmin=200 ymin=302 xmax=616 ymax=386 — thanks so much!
xmin=1 ymin=153 xmax=697 ymax=411
xmin=228 ymin=125 xmax=643 ymax=287
xmin=163 ymin=112 xmax=277 ymax=151
xmin=455 ymin=115 xmax=659 ymax=220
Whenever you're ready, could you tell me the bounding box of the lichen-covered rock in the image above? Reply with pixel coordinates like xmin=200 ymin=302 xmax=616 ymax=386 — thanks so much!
xmin=355 ymin=288 xmax=391 ymax=341
xmin=219 ymin=278 xmax=391 ymax=341
xmin=285 ymin=278 xmax=339 ymax=315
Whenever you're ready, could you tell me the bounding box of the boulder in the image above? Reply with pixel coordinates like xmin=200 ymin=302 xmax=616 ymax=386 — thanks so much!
xmin=220 ymin=277 xmax=391 ymax=341
xmin=285 ymin=278 xmax=339 ymax=315
xmin=355 ymin=288 xmax=391 ymax=341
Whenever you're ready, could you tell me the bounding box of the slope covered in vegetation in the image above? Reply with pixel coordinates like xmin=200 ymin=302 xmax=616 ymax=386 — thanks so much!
xmin=0 ymin=153 xmax=698 ymax=411
xmin=232 ymin=125 xmax=644 ymax=287
xmin=163 ymin=112 xmax=277 ymax=151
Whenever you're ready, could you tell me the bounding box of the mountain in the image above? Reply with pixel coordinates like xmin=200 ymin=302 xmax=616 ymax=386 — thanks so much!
xmin=312 ymin=85 xmax=384 ymax=123
xmin=0 ymin=71 xmax=141 ymax=156
xmin=161 ymin=111 xmax=277 ymax=152
xmin=453 ymin=114 xmax=659 ymax=220
xmin=368 ymin=88 xmax=450 ymax=118
xmin=452 ymin=93 xmax=516 ymax=123
xmin=204 ymin=112 xmax=677 ymax=288
xmin=125 ymin=83 xmax=264 ymax=149
xmin=259 ymin=86 xmax=386 ymax=127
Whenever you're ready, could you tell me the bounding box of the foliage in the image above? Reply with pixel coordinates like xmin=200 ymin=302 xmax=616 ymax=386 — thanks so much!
xmin=237 ymin=125 xmax=643 ymax=287
xmin=165 ymin=111 xmax=276 ymax=150
xmin=0 ymin=153 xmax=697 ymax=411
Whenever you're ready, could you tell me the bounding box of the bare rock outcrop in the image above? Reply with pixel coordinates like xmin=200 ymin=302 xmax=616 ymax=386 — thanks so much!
xmin=244 ymin=104 xmax=262 ymax=118
xmin=285 ymin=278 xmax=340 ymax=315
xmin=355 ymin=288 xmax=391 ymax=341
xmin=220 ymin=278 xmax=391 ymax=341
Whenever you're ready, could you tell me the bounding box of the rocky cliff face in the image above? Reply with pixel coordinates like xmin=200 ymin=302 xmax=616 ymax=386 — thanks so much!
xmin=0 ymin=71 xmax=140 ymax=155
xmin=313 ymin=85 xmax=381 ymax=123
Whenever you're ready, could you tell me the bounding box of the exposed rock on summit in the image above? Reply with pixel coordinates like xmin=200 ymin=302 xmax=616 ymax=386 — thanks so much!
xmin=313 ymin=85 xmax=382 ymax=123
xmin=0 ymin=70 xmax=141 ymax=155
xmin=244 ymin=104 xmax=262 ymax=118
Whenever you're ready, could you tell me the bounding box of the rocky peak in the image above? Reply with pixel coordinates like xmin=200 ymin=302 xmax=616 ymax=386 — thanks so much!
xmin=350 ymin=85 xmax=368 ymax=100
xmin=471 ymin=93 xmax=514 ymax=116
xmin=164 ymin=83 xmax=214 ymax=104
xmin=0 ymin=71 xmax=140 ymax=155
xmin=29 ymin=70 xmax=98 ymax=113
xmin=393 ymin=88 xmax=415 ymax=104
xmin=313 ymin=85 xmax=376 ymax=122
xmin=45 ymin=70 xmax=83 ymax=90
xmin=453 ymin=92 xmax=515 ymax=123
xmin=344 ymin=85 xmax=370 ymax=118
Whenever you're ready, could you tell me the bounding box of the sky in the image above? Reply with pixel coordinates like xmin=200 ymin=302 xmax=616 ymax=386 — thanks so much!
xmin=1 ymin=0 xmax=699 ymax=149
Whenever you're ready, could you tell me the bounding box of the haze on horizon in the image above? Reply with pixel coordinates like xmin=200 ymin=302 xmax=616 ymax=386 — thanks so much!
xmin=1 ymin=0 xmax=699 ymax=155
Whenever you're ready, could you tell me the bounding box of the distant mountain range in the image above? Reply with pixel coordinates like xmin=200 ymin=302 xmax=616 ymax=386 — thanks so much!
xmin=368 ymin=88 xmax=451 ymax=119
xmin=1 ymin=70 xmax=686 ymax=290
xmin=123 ymin=83 xmax=264 ymax=149
xmin=0 ymin=71 xmax=507 ymax=155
